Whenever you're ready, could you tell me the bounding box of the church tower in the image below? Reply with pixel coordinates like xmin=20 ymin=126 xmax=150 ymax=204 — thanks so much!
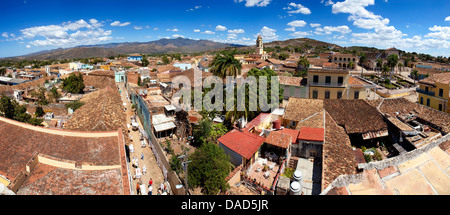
xmin=256 ymin=35 xmax=263 ymax=55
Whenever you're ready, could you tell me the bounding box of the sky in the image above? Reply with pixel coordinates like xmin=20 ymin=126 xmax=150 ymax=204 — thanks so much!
xmin=0 ymin=0 xmax=449 ymax=58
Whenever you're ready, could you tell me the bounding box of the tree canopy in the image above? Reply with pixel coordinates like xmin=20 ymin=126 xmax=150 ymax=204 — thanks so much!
xmin=188 ymin=142 xmax=231 ymax=195
xmin=61 ymin=73 xmax=85 ymax=94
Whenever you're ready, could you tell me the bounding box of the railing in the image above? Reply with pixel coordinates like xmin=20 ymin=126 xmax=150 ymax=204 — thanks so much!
xmin=310 ymin=82 xmax=345 ymax=87
xmin=416 ymin=88 xmax=435 ymax=96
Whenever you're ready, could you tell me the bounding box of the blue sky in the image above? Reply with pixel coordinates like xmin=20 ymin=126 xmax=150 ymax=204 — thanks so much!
xmin=0 ymin=0 xmax=449 ymax=58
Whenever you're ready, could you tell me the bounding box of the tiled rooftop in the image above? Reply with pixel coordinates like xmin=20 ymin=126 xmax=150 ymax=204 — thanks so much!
xmin=322 ymin=137 xmax=450 ymax=195
xmin=0 ymin=116 xmax=128 ymax=194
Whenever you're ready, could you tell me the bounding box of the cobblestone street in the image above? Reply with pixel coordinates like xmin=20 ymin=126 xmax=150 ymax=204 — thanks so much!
xmin=118 ymin=83 xmax=165 ymax=195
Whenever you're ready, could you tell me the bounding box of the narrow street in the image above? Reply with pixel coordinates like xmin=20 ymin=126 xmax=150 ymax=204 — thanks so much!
xmin=117 ymin=83 xmax=166 ymax=195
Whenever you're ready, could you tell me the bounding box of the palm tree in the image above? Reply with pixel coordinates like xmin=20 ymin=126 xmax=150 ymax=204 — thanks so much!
xmin=411 ymin=69 xmax=419 ymax=85
xmin=296 ymin=56 xmax=309 ymax=77
xmin=348 ymin=61 xmax=355 ymax=71
xmin=359 ymin=54 xmax=367 ymax=77
xmin=387 ymin=54 xmax=399 ymax=80
xmin=210 ymin=50 xmax=242 ymax=79
xmin=376 ymin=59 xmax=383 ymax=77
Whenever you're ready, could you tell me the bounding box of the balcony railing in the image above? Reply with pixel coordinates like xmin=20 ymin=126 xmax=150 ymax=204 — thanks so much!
xmin=416 ymin=88 xmax=435 ymax=96
xmin=310 ymin=82 xmax=345 ymax=87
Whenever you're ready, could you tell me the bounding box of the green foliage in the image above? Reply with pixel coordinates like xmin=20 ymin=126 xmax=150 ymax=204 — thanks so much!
xmin=193 ymin=118 xmax=227 ymax=147
xmin=35 ymin=106 xmax=45 ymax=117
xmin=282 ymin=167 xmax=295 ymax=179
xmin=188 ymin=142 xmax=231 ymax=195
xmin=0 ymin=95 xmax=16 ymax=119
xmin=278 ymin=52 xmax=289 ymax=60
xmin=31 ymin=86 xmax=49 ymax=105
xmin=65 ymin=101 xmax=85 ymax=111
xmin=28 ymin=117 xmax=43 ymax=126
xmin=210 ymin=50 xmax=242 ymax=79
xmin=162 ymin=55 xmax=170 ymax=65
xmin=61 ymin=73 xmax=85 ymax=94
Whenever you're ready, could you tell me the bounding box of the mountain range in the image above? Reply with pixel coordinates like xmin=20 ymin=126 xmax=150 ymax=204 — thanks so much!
xmin=3 ymin=37 xmax=343 ymax=60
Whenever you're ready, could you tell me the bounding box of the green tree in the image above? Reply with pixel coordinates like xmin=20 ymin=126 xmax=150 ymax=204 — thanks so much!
xmin=0 ymin=95 xmax=16 ymax=119
xmin=359 ymin=54 xmax=367 ymax=76
xmin=61 ymin=73 xmax=85 ymax=94
xmin=141 ymin=56 xmax=149 ymax=67
xmin=50 ymin=86 xmax=61 ymax=102
xmin=28 ymin=117 xmax=43 ymax=126
xmin=387 ymin=54 xmax=399 ymax=80
xmin=210 ymin=50 xmax=242 ymax=79
xmin=296 ymin=56 xmax=309 ymax=77
xmin=278 ymin=53 xmax=289 ymax=60
xmin=35 ymin=106 xmax=45 ymax=117
xmin=188 ymin=142 xmax=231 ymax=195
xmin=162 ymin=55 xmax=170 ymax=65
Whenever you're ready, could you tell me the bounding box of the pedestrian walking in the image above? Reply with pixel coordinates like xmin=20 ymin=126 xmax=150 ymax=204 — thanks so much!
xmin=148 ymin=185 xmax=153 ymax=195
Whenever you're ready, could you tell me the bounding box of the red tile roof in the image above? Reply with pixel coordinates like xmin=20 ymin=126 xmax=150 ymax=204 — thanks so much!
xmin=277 ymin=128 xmax=300 ymax=144
xmin=298 ymin=127 xmax=324 ymax=142
xmin=265 ymin=131 xmax=292 ymax=149
xmin=218 ymin=129 xmax=265 ymax=159
xmin=245 ymin=113 xmax=270 ymax=130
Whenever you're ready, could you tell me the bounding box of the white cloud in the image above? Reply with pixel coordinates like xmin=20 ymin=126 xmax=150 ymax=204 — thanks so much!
xmin=202 ymin=30 xmax=215 ymax=35
xmin=290 ymin=31 xmax=310 ymax=38
xmin=287 ymin=20 xmax=307 ymax=28
xmin=235 ymin=0 xmax=271 ymax=7
xmin=134 ymin=26 xmax=143 ymax=30
xmin=26 ymin=44 xmax=31 ymax=48
xmin=424 ymin=25 xmax=450 ymax=40
xmin=172 ymin=34 xmax=184 ymax=38
xmin=284 ymin=2 xmax=311 ymax=15
xmin=2 ymin=32 xmax=8 ymax=38
xmin=187 ymin=5 xmax=202 ymax=11
xmin=167 ymin=28 xmax=180 ymax=32
xmin=258 ymin=26 xmax=278 ymax=41
xmin=215 ymin=25 xmax=227 ymax=31
xmin=194 ymin=29 xmax=201 ymax=32
xmin=446 ymin=16 xmax=450 ymax=22
xmin=110 ymin=21 xmax=131 ymax=27
xmin=315 ymin=25 xmax=351 ymax=35
xmin=310 ymin=23 xmax=321 ymax=28
xmin=20 ymin=19 xmax=112 ymax=48
xmin=227 ymin=33 xmax=238 ymax=40
xmin=285 ymin=27 xmax=296 ymax=32
xmin=228 ymin=29 xmax=245 ymax=34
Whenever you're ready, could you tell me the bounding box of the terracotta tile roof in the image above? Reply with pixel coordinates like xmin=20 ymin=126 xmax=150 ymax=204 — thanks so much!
xmin=298 ymin=127 xmax=324 ymax=142
xmin=65 ymin=86 xmax=126 ymax=132
xmin=295 ymin=110 xmax=325 ymax=129
xmin=307 ymin=58 xmax=330 ymax=67
xmin=16 ymin=163 xmax=125 ymax=195
xmin=277 ymin=128 xmax=300 ymax=144
xmin=419 ymin=72 xmax=450 ymax=85
xmin=324 ymin=99 xmax=387 ymax=134
xmin=265 ymin=131 xmax=292 ymax=149
xmin=283 ymin=98 xmax=323 ymax=122
xmin=245 ymin=113 xmax=270 ymax=130
xmin=218 ymin=129 xmax=265 ymax=159
xmin=278 ymin=76 xmax=304 ymax=86
xmin=0 ymin=117 xmax=122 ymax=187
xmin=322 ymin=112 xmax=357 ymax=189
xmin=371 ymin=98 xmax=450 ymax=133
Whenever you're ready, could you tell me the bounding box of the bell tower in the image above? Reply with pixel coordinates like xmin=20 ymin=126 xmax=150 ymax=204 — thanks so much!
xmin=256 ymin=35 xmax=263 ymax=55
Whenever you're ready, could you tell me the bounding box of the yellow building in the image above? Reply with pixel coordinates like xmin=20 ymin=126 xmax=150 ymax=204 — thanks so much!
xmin=307 ymin=69 xmax=373 ymax=100
xmin=417 ymin=73 xmax=450 ymax=113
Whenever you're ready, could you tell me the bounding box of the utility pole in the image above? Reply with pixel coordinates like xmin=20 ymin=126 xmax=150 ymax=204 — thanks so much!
xmin=177 ymin=154 xmax=191 ymax=193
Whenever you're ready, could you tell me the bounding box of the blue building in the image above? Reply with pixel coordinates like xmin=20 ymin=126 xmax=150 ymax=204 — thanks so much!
xmin=173 ymin=63 xmax=192 ymax=70
xmin=115 ymin=70 xmax=126 ymax=82
xmin=127 ymin=55 xmax=143 ymax=61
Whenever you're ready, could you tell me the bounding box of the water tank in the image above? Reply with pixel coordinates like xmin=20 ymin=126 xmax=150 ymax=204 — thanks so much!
xmin=293 ymin=170 xmax=303 ymax=183
xmin=272 ymin=119 xmax=281 ymax=130
xmin=290 ymin=181 xmax=302 ymax=195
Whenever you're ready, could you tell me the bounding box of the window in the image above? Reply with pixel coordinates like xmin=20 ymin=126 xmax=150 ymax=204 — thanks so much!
xmin=354 ymin=91 xmax=360 ymax=99
xmin=325 ymin=76 xmax=331 ymax=84
xmin=427 ymin=98 xmax=430 ymax=106
xmin=337 ymin=76 xmax=344 ymax=84
xmin=325 ymin=91 xmax=330 ymax=99
xmin=439 ymin=104 xmax=443 ymax=111
xmin=420 ymin=97 xmax=423 ymax=104
xmin=337 ymin=91 xmax=342 ymax=99
xmin=313 ymin=75 xmax=319 ymax=83
xmin=312 ymin=90 xmax=318 ymax=99
xmin=425 ymin=86 xmax=429 ymax=92
xmin=439 ymin=88 xmax=443 ymax=97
